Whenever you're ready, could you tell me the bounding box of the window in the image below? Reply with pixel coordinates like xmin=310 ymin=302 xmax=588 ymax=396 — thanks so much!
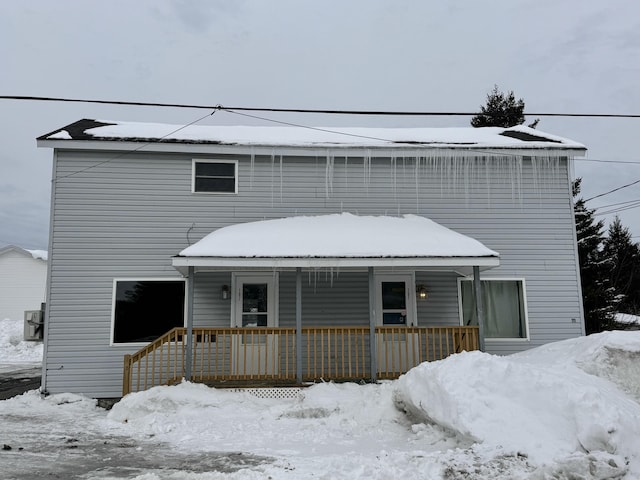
xmin=459 ymin=279 xmax=528 ymax=339
xmin=193 ymin=160 xmax=237 ymax=193
xmin=112 ymin=279 xmax=185 ymax=344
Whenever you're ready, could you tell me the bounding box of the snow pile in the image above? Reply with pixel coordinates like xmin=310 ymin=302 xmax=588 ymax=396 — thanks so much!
xmin=0 ymin=317 xmax=43 ymax=363
xmin=396 ymin=331 xmax=640 ymax=477
xmin=108 ymin=381 xmax=460 ymax=458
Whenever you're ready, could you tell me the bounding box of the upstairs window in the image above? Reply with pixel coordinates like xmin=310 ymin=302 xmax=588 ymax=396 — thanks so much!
xmin=193 ymin=160 xmax=237 ymax=193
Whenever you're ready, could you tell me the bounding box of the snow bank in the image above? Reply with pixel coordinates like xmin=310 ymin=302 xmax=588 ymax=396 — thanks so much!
xmin=395 ymin=332 xmax=640 ymax=476
xmin=0 ymin=317 xmax=43 ymax=364
xmin=514 ymin=330 xmax=640 ymax=402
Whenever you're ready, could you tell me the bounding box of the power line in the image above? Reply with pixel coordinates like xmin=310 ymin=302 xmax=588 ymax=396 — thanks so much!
xmin=584 ymin=179 xmax=640 ymax=202
xmin=3 ymin=95 xmax=640 ymax=118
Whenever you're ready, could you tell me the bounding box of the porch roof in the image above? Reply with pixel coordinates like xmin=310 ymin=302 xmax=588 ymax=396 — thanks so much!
xmin=172 ymin=214 xmax=500 ymax=274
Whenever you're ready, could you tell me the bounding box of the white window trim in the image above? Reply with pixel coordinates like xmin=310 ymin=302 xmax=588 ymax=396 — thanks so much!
xmin=374 ymin=272 xmax=417 ymax=327
xmin=457 ymin=277 xmax=530 ymax=341
xmin=110 ymin=277 xmax=187 ymax=347
xmin=192 ymin=159 xmax=238 ymax=194
xmin=230 ymin=272 xmax=280 ymax=328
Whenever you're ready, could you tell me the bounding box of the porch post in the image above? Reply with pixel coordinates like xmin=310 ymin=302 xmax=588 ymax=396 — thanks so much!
xmin=473 ymin=266 xmax=486 ymax=352
xmin=185 ymin=265 xmax=195 ymax=381
xmin=296 ymin=267 xmax=303 ymax=383
xmin=368 ymin=267 xmax=377 ymax=382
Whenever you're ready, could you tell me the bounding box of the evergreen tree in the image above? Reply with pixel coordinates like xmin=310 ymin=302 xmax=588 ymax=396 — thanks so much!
xmin=470 ymin=85 xmax=526 ymax=128
xmin=573 ymin=179 xmax=618 ymax=333
xmin=603 ymin=216 xmax=640 ymax=315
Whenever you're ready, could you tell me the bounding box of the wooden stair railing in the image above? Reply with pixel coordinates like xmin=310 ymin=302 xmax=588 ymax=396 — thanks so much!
xmin=122 ymin=325 xmax=480 ymax=396
xmin=123 ymin=327 xmax=186 ymax=396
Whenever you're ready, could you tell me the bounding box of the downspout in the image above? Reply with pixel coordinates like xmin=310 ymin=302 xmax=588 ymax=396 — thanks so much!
xmin=368 ymin=267 xmax=377 ymax=382
xmin=185 ymin=265 xmax=195 ymax=380
xmin=473 ymin=266 xmax=486 ymax=352
xmin=296 ymin=267 xmax=302 ymax=383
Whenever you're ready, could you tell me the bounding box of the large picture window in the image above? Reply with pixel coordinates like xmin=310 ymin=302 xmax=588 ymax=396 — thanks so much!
xmin=112 ymin=279 xmax=185 ymax=344
xmin=459 ymin=279 xmax=528 ymax=339
xmin=193 ymin=160 xmax=237 ymax=193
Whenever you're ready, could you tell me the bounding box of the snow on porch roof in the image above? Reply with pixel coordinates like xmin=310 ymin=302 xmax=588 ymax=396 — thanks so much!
xmin=172 ymin=214 xmax=500 ymax=272
xmin=38 ymin=119 xmax=586 ymax=152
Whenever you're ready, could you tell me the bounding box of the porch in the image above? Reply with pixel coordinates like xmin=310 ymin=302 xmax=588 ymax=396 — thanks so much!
xmin=123 ymin=325 xmax=479 ymax=395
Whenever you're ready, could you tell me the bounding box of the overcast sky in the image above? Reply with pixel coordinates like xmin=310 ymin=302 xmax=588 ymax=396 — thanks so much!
xmin=1 ymin=0 xmax=640 ymax=250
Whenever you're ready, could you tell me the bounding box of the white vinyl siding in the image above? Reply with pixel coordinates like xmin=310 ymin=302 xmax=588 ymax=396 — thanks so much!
xmin=44 ymin=150 xmax=582 ymax=397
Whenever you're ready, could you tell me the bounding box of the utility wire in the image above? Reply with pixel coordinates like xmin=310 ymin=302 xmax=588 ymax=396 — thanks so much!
xmin=3 ymin=95 xmax=640 ymax=118
xmin=584 ymin=179 xmax=640 ymax=202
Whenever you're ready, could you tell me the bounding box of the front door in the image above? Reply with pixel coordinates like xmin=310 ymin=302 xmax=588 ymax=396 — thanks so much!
xmin=375 ymin=273 xmax=419 ymax=375
xmin=232 ymin=274 xmax=278 ymax=376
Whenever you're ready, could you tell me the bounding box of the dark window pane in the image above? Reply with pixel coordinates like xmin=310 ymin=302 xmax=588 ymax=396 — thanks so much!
xmin=383 ymin=312 xmax=407 ymax=325
xmin=382 ymin=282 xmax=406 ymax=309
xmin=195 ymin=162 xmax=235 ymax=177
xmin=242 ymin=314 xmax=268 ymax=327
xmin=243 ymin=283 xmax=268 ymax=313
xmin=113 ymin=280 xmax=185 ymax=343
xmin=195 ymin=177 xmax=236 ymax=192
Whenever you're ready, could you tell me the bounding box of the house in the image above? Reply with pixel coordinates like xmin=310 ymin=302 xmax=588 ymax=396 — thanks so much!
xmin=37 ymin=119 xmax=587 ymax=398
xmin=0 ymin=245 xmax=47 ymax=325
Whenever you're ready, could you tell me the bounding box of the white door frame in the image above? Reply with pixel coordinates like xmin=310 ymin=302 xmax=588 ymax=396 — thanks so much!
xmin=374 ymin=272 xmax=417 ymax=327
xmin=231 ymin=273 xmax=279 ymax=328
xmin=230 ymin=272 xmax=279 ymax=376
xmin=374 ymin=272 xmax=419 ymax=375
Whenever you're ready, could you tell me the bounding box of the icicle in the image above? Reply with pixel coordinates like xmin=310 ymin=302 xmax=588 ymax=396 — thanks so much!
xmin=415 ymin=156 xmax=420 ymax=214
xmin=279 ymin=155 xmax=283 ymax=203
xmin=270 ymin=152 xmax=275 ymax=207
xmin=325 ymin=153 xmax=334 ymax=198
xmin=391 ymin=156 xmax=397 ymax=199
xmin=344 ymin=156 xmax=349 ymax=191
xmin=249 ymin=149 xmax=255 ymax=190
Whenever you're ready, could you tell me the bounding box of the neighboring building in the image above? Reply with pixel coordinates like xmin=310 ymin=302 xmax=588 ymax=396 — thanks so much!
xmin=37 ymin=119 xmax=587 ymax=398
xmin=0 ymin=245 xmax=48 ymax=323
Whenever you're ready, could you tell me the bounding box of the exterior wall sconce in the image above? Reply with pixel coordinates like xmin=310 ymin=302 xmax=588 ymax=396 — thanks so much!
xmin=221 ymin=284 xmax=230 ymax=300
xmin=416 ymin=285 xmax=428 ymax=300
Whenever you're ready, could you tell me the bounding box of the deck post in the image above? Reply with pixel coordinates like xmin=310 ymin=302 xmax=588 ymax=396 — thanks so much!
xmin=368 ymin=267 xmax=377 ymax=382
xmin=185 ymin=265 xmax=195 ymax=381
xmin=473 ymin=266 xmax=486 ymax=352
xmin=122 ymin=354 xmax=131 ymax=396
xmin=296 ymin=267 xmax=303 ymax=383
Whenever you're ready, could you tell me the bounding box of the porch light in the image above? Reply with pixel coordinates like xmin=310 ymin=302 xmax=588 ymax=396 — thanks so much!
xmin=221 ymin=284 xmax=230 ymax=300
xmin=416 ymin=285 xmax=428 ymax=300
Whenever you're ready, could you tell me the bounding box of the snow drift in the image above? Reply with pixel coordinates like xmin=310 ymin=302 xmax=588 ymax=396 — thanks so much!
xmin=395 ymin=331 xmax=640 ymax=477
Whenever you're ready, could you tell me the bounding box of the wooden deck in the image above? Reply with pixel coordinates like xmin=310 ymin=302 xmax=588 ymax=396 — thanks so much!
xmin=123 ymin=326 xmax=479 ymax=395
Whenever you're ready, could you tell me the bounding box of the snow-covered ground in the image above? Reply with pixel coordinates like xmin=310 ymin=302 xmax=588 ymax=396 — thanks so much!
xmin=1 ymin=323 xmax=639 ymax=479
xmin=0 ymin=317 xmax=43 ymax=370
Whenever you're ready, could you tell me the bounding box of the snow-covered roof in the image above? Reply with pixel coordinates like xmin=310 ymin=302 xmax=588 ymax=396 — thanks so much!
xmin=173 ymin=214 xmax=499 ymax=273
xmin=38 ymin=119 xmax=586 ymax=153
xmin=0 ymin=245 xmax=48 ymax=261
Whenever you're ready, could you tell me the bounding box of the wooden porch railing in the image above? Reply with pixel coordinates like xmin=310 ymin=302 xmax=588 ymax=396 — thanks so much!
xmin=123 ymin=325 xmax=479 ymax=395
